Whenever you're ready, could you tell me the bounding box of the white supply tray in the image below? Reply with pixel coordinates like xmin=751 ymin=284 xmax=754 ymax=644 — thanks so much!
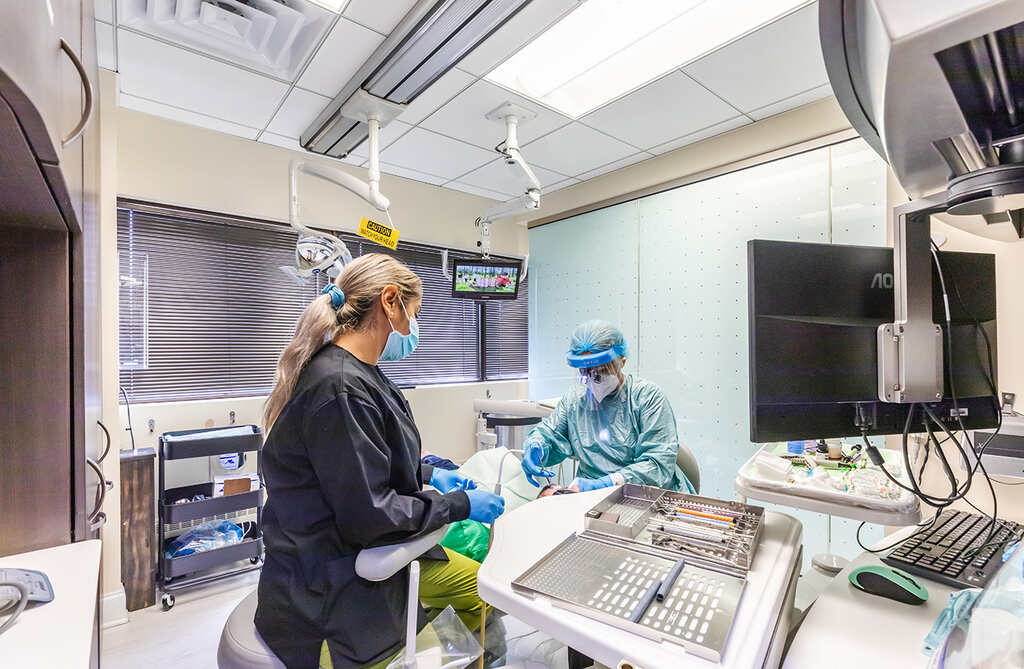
xmin=736 ymin=444 xmax=921 ymax=526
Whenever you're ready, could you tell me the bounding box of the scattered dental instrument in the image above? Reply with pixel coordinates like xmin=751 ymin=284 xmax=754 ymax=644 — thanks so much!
xmin=656 ymin=559 xmax=687 ymax=602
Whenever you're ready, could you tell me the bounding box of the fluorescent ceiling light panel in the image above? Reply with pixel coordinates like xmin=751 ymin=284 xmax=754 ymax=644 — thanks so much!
xmin=485 ymin=0 xmax=812 ymax=118
xmin=307 ymin=0 xmax=350 ymax=12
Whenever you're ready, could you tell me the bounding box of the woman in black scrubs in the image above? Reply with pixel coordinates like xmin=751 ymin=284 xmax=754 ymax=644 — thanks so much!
xmin=256 ymin=253 xmax=506 ymax=669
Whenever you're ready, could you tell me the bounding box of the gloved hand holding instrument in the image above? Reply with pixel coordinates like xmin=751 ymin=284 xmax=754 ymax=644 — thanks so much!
xmin=521 ymin=441 xmax=555 ymax=487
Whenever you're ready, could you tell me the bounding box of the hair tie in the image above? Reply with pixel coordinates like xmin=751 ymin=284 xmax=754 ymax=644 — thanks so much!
xmin=321 ymin=284 xmax=345 ymax=310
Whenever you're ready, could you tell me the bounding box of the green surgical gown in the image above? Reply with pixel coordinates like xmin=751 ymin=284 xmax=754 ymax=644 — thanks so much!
xmin=526 ymin=375 xmax=694 ymax=492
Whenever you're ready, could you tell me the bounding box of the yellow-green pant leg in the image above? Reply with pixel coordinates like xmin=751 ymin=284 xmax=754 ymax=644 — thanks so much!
xmin=419 ymin=547 xmax=487 ymax=632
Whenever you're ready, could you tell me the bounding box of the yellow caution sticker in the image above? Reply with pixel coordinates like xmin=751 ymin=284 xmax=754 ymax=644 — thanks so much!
xmin=357 ymin=217 xmax=400 ymax=250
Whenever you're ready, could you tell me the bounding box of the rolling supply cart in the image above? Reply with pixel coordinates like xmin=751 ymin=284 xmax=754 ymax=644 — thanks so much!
xmin=157 ymin=425 xmax=264 ymax=610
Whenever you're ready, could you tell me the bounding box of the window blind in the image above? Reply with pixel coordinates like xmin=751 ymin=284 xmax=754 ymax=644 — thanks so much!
xmin=483 ymin=288 xmax=528 ymax=380
xmin=117 ymin=202 xmax=528 ymax=403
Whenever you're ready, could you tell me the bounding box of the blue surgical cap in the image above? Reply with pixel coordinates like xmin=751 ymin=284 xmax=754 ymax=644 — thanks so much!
xmin=566 ymin=320 xmax=629 ymax=369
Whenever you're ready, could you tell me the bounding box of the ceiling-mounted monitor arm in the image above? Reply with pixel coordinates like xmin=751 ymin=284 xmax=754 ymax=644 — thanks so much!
xmin=476 ymin=107 xmax=542 ymax=258
xmin=877 ymin=194 xmax=947 ymax=404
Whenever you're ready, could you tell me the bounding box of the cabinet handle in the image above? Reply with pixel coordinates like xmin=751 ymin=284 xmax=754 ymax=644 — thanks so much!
xmin=85 ymin=456 xmax=110 ymax=525
xmin=59 ymin=38 xmax=94 ymax=148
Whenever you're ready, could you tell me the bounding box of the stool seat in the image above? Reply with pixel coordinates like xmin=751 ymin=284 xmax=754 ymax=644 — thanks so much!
xmin=218 ymin=589 xmax=286 ymax=669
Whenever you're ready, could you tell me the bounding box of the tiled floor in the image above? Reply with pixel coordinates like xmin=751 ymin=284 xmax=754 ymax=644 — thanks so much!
xmin=101 ymin=568 xmax=836 ymax=668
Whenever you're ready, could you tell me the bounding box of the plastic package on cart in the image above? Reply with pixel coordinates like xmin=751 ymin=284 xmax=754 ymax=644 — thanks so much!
xmin=165 ymin=520 xmax=243 ymax=558
xmin=385 ymin=606 xmax=483 ymax=669
xmin=927 ymin=542 xmax=1024 ymax=668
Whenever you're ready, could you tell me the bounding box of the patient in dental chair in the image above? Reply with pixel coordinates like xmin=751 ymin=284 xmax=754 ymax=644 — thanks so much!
xmin=422 ymin=447 xmax=579 ymax=561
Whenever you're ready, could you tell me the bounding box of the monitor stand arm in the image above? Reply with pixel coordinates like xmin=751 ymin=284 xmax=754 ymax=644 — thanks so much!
xmin=877 ymin=194 xmax=947 ymax=403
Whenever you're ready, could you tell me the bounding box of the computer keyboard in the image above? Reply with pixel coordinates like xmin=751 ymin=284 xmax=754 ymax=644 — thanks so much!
xmin=881 ymin=510 xmax=1024 ymax=589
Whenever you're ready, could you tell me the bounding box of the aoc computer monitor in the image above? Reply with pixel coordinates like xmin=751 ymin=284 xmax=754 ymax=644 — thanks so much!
xmin=747 ymin=239 xmax=999 ymax=442
xmin=452 ymin=259 xmax=522 ymax=301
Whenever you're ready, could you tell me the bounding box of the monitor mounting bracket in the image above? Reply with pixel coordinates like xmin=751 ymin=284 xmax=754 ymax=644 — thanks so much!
xmin=877 ymin=194 xmax=946 ymax=403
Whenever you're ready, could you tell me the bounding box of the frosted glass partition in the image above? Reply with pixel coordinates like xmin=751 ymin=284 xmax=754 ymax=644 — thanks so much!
xmin=528 ymin=201 xmax=640 ymax=401
xmin=528 ymin=138 xmax=888 ymax=563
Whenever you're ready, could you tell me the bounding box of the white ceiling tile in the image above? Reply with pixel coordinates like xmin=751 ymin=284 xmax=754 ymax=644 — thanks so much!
xmin=575 ymin=152 xmax=653 ymax=181
xmin=95 ymin=0 xmax=114 ymax=23
xmin=748 ymin=83 xmax=833 ymax=120
xmin=682 ymin=5 xmax=827 ymax=113
xmin=547 ymin=177 xmax=580 ymax=193
xmin=117 ymin=29 xmax=288 ymax=128
xmin=119 ymin=93 xmax=259 ymax=139
xmin=260 ymin=132 xmax=366 ymax=166
xmin=580 ymin=71 xmax=738 ymax=150
xmin=521 ymin=122 xmax=636 ymax=177
xmin=457 ymin=158 xmax=568 ymax=197
xmin=297 ymin=18 xmax=384 ymax=97
xmin=458 ymin=0 xmax=581 ymax=77
xmin=96 ymin=20 xmax=117 ymax=71
xmin=342 ymin=0 xmax=418 ymax=34
xmin=379 ymin=163 xmax=448 ymax=186
xmin=443 ymin=182 xmax=508 ymax=201
xmin=421 ymin=79 xmax=571 ymax=150
xmin=266 ymin=88 xmax=332 ymax=138
xmin=648 ymin=116 xmax=752 ymax=155
xmin=349 ymin=120 xmax=414 ymax=157
xmin=381 ymin=128 xmax=494 ymax=180
xmin=398 ymin=67 xmax=477 ymax=125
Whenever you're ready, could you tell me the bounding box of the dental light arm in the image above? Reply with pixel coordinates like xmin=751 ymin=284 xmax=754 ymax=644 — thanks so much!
xmin=284 ymin=113 xmax=395 ymax=283
xmin=476 ymin=111 xmax=542 ymax=257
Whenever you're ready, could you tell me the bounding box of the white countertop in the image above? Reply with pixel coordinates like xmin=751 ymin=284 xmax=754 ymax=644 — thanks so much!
xmin=783 ymin=526 xmax=951 ymax=669
xmin=478 ymin=487 xmax=803 ymax=669
xmin=0 ymin=540 xmax=101 ymax=669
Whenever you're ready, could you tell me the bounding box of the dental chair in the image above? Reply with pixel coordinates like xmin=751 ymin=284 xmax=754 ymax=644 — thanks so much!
xmin=676 ymin=442 xmax=701 ymax=494
xmin=217 ymin=527 xmax=449 ymax=669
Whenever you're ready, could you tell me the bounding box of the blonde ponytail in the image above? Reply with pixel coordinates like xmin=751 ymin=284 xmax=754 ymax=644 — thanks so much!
xmin=264 ymin=253 xmax=421 ymax=430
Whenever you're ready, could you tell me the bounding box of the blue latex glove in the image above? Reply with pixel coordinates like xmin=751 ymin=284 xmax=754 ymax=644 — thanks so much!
xmin=429 ymin=468 xmax=477 ymax=494
xmin=522 ymin=441 xmax=555 ymax=487
xmin=465 ymin=489 xmax=506 ymax=524
xmin=572 ymin=475 xmax=614 ymax=492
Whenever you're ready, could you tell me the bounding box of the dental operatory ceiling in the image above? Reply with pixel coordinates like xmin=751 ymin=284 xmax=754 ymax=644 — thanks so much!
xmin=98 ymin=0 xmax=831 ymax=201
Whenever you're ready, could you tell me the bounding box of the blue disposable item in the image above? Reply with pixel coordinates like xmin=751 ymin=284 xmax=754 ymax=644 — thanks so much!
xmin=526 ymin=375 xmax=693 ymax=492
xmin=573 ymin=475 xmax=613 ymax=492
xmin=379 ymin=298 xmax=419 ymax=361
xmin=567 ymin=348 xmax=618 ymax=369
xmin=787 ymin=441 xmax=805 ymax=454
xmin=465 ymin=489 xmax=505 ymax=524
xmin=429 ymin=468 xmax=477 ymax=494
xmin=421 ymin=454 xmax=458 ymax=471
xmin=320 ymin=283 xmax=345 ymax=309
xmin=923 ymin=588 xmax=982 ymax=656
xmin=165 ymin=520 xmax=243 ymax=558
xmin=565 ymin=320 xmax=629 ymax=367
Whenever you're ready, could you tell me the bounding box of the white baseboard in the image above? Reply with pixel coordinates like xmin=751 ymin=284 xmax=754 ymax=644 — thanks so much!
xmin=101 ymin=587 xmax=129 ymax=629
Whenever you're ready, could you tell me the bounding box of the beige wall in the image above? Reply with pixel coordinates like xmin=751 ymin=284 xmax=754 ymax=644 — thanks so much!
xmin=116 ymin=108 xmax=527 ymax=256
xmin=97 ymin=75 xmax=531 ymax=616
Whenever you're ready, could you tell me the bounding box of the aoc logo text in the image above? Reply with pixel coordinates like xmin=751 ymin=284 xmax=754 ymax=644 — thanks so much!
xmin=871 ymin=272 xmax=894 ymax=289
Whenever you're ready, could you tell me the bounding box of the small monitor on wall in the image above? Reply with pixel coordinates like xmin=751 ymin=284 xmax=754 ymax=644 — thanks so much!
xmin=452 ymin=259 xmax=522 ymax=300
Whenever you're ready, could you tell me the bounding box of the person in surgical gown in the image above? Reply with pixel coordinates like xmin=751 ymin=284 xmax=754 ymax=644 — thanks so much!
xmin=521 ymin=320 xmax=693 ymax=493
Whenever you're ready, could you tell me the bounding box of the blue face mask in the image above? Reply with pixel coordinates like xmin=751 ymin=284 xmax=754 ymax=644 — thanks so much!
xmin=379 ymin=298 xmax=419 ymax=362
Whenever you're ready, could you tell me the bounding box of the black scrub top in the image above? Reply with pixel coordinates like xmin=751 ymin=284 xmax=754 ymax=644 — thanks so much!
xmin=255 ymin=344 xmax=471 ymax=669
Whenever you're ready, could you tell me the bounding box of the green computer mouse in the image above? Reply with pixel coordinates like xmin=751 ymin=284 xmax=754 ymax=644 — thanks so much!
xmin=849 ymin=565 xmax=929 ymax=605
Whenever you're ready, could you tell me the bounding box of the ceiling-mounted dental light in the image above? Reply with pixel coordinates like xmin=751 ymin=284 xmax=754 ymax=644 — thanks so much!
xmin=301 ymin=0 xmax=532 ymax=158
xmin=280 ymin=232 xmax=353 ymax=285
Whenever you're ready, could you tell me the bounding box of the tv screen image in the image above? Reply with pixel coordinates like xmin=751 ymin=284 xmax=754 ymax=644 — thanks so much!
xmin=452 ymin=260 xmax=521 ymax=300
